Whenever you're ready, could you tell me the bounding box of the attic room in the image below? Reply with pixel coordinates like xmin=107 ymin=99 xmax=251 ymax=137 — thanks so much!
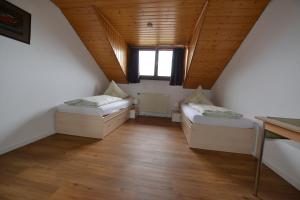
xmin=0 ymin=0 xmax=299 ymax=199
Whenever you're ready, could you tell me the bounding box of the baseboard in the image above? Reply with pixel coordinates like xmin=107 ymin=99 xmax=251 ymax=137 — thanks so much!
xmin=263 ymin=158 xmax=300 ymax=191
xmin=0 ymin=132 xmax=55 ymax=155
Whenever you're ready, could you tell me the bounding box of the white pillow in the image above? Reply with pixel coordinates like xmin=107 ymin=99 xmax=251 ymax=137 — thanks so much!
xmin=183 ymin=86 xmax=213 ymax=105
xmin=104 ymin=80 xmax=129 ymax=99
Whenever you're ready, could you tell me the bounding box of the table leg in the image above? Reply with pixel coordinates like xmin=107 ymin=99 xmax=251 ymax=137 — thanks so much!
xmin=254 ymin=128 xmax=266 ymax=196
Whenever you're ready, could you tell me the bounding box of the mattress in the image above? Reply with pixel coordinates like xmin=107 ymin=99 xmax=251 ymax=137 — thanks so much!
xmin=57 ymin=98 xmax=133 ymax=116
xmin=181 ymin=104 xmax=254 ymax=128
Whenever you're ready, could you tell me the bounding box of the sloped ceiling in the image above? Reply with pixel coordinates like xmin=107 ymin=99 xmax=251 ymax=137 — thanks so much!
xmin=53 ymin=5 xmax=128 ymax=83
xmin=184 ymin=0 xmax=270 ymax=88
xmin=53 ymin=0 xmax=270 ymax=88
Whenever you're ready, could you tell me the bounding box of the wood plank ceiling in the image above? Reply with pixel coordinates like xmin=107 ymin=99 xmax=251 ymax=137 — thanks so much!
xmin=184 ymin=0 xmax=270 ymax=88
xmin=52 ymin=0 xmax=270 ymax=88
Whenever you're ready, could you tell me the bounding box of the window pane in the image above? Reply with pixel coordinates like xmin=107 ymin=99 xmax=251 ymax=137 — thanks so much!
xmin=157 ymin=50 xmax=173 ymax=77
xmin=139 ymin=50 xmax=156 ymax=76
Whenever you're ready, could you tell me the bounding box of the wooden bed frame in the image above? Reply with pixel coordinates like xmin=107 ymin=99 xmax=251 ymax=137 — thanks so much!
xmin=55 ymin=107 xmax=130 ymax=139
xmin=181 ymin=112 xmax=255 ymax=154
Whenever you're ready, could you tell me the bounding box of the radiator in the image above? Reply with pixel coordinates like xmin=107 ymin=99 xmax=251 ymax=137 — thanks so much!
xmin=137 ymin=93 xmax=169 ymax=117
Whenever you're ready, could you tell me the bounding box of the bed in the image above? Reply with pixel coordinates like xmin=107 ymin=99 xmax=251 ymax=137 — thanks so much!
xmin=181 ymin=104 xmax=255 ymax=154
xmin=55 ymin=97 xmax=133 ymax=139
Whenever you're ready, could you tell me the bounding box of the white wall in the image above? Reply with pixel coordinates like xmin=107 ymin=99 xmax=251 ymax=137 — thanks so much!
xmin=212 ymin=0 xmax=300 ymax=190
xmin=0 ymin=0 xmax=108 ymax=154
xmin=119 ymin=80 xmax=211 ymax=117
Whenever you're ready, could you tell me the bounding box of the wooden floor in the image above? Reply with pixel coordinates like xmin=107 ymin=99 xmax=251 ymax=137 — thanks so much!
xmin=0 ymin=117 xmax=299 ymax=200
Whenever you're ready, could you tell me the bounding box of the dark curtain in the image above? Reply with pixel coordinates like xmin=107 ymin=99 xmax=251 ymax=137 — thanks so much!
xmin=170 ymin=48 xmax=185 ymax=85
xmin=127 ymin=47 xmax=140 ymax=83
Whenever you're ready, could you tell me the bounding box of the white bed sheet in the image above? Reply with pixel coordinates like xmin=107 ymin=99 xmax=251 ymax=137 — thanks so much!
xmin=181 ymin=104 xmax=254 ymax=128
xmin=57 ymin=98 xmax=133 ymax=116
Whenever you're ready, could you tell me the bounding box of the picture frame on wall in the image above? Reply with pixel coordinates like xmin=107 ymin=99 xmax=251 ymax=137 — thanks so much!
xmin=0 ymin=0 xmax=31 ymax=44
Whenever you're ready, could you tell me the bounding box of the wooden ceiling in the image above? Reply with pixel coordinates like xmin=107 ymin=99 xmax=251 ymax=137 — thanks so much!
xmin=53 ymin=0 xmax=270 ymax=88
xmin=53 ymin=4 xmax=128 ymax=83
xmin=184 ymin=0 xmax=270 ymax=88
xmin=53 ymin=0 xmax=206 ymax=46
xmin=97 ymin=0 xmax=207 ymax=46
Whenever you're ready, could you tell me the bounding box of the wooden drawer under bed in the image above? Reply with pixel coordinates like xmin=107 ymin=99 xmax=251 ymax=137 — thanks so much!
xmin=55 ymin=107 xmax=130 ymax=139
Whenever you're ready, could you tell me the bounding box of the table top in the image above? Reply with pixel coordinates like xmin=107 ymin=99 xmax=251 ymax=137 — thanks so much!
xmin=255 ymin=116 xmax=300 ymax=133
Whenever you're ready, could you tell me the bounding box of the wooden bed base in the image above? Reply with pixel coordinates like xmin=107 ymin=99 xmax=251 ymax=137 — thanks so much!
xmin=181 ymin=112 xmax=255 ymax=154
xmin=55 ymin=107 xmax=130 ymax=139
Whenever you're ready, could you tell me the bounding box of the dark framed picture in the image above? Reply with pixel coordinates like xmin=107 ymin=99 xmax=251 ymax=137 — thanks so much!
xmin=0 ymin=0 xmax=31 ymax=44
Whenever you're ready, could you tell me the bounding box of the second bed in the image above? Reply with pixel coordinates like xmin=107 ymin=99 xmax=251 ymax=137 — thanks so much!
xmin=181 ymin=104 xmax=256 ymax=154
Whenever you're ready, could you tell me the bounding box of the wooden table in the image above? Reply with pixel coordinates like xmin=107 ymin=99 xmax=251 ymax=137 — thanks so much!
xmin=254 ymin=116 xmax=300 ymax=196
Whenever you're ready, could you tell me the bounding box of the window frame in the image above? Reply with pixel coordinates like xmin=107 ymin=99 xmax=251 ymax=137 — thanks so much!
xmin=138 ymin=47 xmax=174 ymax=81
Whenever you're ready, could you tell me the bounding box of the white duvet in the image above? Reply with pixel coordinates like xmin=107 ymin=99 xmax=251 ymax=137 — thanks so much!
xmin=188 ymin=103 xmax=243 ymax=119
xmin=64 ymin=95 xmax=122 ymax=108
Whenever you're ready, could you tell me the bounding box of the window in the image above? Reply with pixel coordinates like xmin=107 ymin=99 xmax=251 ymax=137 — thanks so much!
xmin=138 ymin=48 xmax=173 ymax=80
xmin=139 ymin=50 xmax=156 ymax=76
xmin=157 ymin=50 xmax=173 ymax=77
